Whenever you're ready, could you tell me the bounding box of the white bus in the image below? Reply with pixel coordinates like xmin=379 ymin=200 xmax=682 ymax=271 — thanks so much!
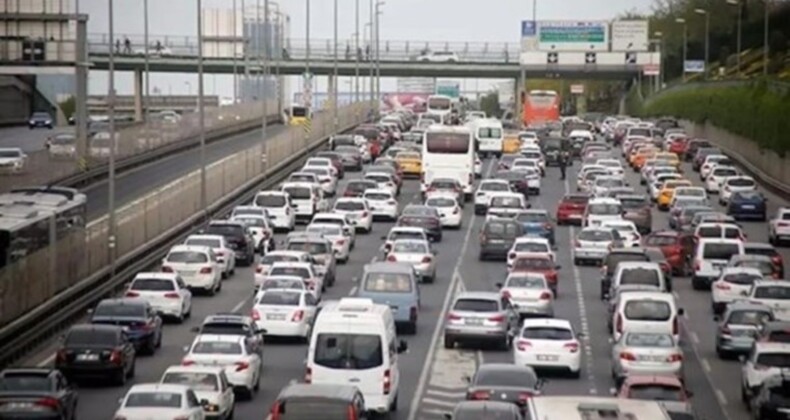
xmin=421 ymin=125 xmax=475 ymax=200
xmin=426 ymin=94 xmax=453 ymax=118
xmin=469 ymin=118 xmax=504 ymax=158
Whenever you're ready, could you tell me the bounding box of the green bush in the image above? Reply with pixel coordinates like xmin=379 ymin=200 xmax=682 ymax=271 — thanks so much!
xmin=58 ymin=96 xmax=76 ymax=119
xmin=641 ymin=83 xmax=790 ymax=156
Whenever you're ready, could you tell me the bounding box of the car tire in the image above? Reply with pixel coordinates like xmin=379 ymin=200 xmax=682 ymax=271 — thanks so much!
xmin=114 ymin=368 xmax=126 ymax=386
xmin=573 ymin=258 xmax=581 ymax=266
xmin=569 ymin=369 xmax=581 ymax=379
xmin=389 ymin=394 xmax=399 ymax=412
xmin=478 ymin=252 xmax=486 ymax=261
xmin=443 ymin=335 xmax=454 ymax=349
xmin=144 ymin=336 xmax=157 ymax=355
xmin=499 ymin=336 xmax=510 ymax=351
xmin=207 ymin=284 xmax=216 ymax=296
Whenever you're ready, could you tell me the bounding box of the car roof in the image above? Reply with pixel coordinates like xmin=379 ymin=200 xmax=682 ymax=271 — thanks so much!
xmin=164 ymin=365 xmax=225 ymax=375
xmin=193 ymin=334 xmax=246 ymax=344
xmin=616 ymin=261 xmax=661 ymax=270
xmin=133 ymin=272 xmax=179 ymax=281
xmin=456 ymin=291 xmax=501 ymax=301
xmin=169 ymin=244 xmax=211 ymax=253
xmin=725 ymin=301 xmax=772 ymax=313
xmin=203 ymin=313 xmax=252 ymax=324
xmin=128 ymin=383 xmax=191 ymax=394
xmin=521 ymin=318 xmax=572 ymax=329
xmin=365 ymin=261 xmax=414 ymax=274
xmin=754 ymin=342 xmax=790 ymax=352
xmin=277 ymin=383 xmax=361 ymax=401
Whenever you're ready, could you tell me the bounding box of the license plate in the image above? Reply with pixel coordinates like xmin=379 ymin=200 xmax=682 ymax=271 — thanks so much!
xmin=536 ymin=354 xmax=559 ymax=361
xmin=742 ymin=205 xmax=756 ymax=209
xmin=713 ymin=264 xmax=725 ymax=271
xmin=465 ymin=318 xmax=483 ymax=326
xmin=180 ymin=270 xmax=196 ymax=276
xmin=76 ymin=354 xmax=99 ymax=361
xmin=266 ymin=313 xmax=286 ymax=320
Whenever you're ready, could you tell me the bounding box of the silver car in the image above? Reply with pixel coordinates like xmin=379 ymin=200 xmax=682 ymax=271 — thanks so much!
xmin=573 ymin=227 xmax=623 ymax=266
xmin=610 ymin=331 xmax=684 ymax=387
xmin=385 ymin=239 xmax=437 ymax=283
xmin=496 ymin=272 xmax=554 ymax=318
xmin=714 ymin=301 xmax=774 ymax=358
xmin=444 ymin=291 xmax=519 ymax=350
xmin=283 ymin=232 xmax=337 ymax=288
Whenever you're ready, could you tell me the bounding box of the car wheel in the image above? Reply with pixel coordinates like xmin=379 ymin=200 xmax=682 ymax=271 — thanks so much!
xmin=573 ymin=258 xmax=580 ymax=266
xmin=114 ymin=368 xmax=126 ymax=386
xmin=389 ymin=394 xmax=399 ymax=412
xmin=443 ymin=335 xmax=454 ymax=349
xmin=145 ymin=336 xmax=157 ymax=355
xmin=207 ymin=285 xmax=216 ymax=296
xmin=569 ymin=368 xmax=581 ymax=379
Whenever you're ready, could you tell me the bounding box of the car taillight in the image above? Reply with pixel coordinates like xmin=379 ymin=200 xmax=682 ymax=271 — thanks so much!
xmin=387 ymin=255 xmax=397 ymax=262
xmin=615 ymin=313 xmax=623 ymax=333
xmin=714 ymin=282 xmax=731 ymax=290
xmin=539 ymin=291 xmax=552 ymax=300
xmin=291 ymin=310 xmax=305 ymax=322
xmin=619 ymin=352 xmax=636 ymax=361
xmin=488 ymin=315 xmax=505 ymax=323
xmin=509 ymin=252 xmax=517 ymax=260
xmin=199 ymin=267 xmax=213 ymax=274
xmin=517 ymin=392 xmax=533 ymax=403
xmin=564 ymin=342 xmax=579 ymax=353
xmin=181 ymin=359 xmax=195 ymax=366
xmin=574 ymin=240 xmax=581 ymax=247
xmin=125 ymin=291 xmax=139 ymax=297
xmin=336 ymin=239 xmax=346 ymax=246
xmin=383 ymin=369 xmax=391 ymax=395
xmin=410 ymin=306 xmax=418 ymax=320
xmin=672 ymin=317 xmax=679 ymax=335
xmin=252 ymin=309 xmax=261 ymax=321
xmin=667 ymin=353 xmax=683 ymax=362
xmin=447 ymin=313 xmax=462 ymax=321
xmin=516 ymin=340 xmax=531 ymax=351
xmin=772 ymin=256 xmax=783 ymax=265
xmin=256 ymin=265 xmax=264 ymax=274
xmin=469 ymin=390 xmax=491 ymax=400
xmin=421 ymin=256 xmax=432 ymax=263
xmin=305 ymin=367 xmax=312 ymax=383
xmin=234 ymin=361 xmax=250 ymax=372
xmin=110 ymin=349 xmax=123 ymax=364
xmin=778 ymin=222 xmax=790 ymax=227
xmin=162 ymin=266 xmax=174 ymax=273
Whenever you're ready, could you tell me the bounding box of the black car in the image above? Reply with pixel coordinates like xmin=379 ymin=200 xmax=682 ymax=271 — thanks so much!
xmin=192 ymin=313 xmax=265 ymax=357
xmin=444 ymin=401 xmax=523 ymax=420
xmin=204 ymin=220 xmax=256 ymax=266
xmin=28 ymin=112 xmax=53 ymax=129
xmin=343 ymin=180 xmax=379 ymax=198
xmin=398 ymin=205 xmax=442 ymax=241
xmin=465 ymin=364 xmax=542 ymax=413
xmin=492 ymin=170 xmax=529 ymax=197
xmin=0 ymin=368 xmax=78 ymax=420
xmin=479 ymin=218 xmax=524 ymax=261
xmin=89 ymin=298 xmax=162 ymax=355
xmin=684 ymin=139 xmax=713 ymax=161
xmin=55 ymin=324 xmax=136 ymax=385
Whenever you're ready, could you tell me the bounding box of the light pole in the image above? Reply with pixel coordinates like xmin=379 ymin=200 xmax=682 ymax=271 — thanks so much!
xmin=675 ymin=18 xmax=687 ymax=81
xmin=726 ymin=0 xmax=743 ymax=77
xmin=532 ymin=0 xmax=537 ymax=21
xmin=375 ymin=1 xmax=383 ymax=114
xmin=333 ymin=0 xmax=339 ymax=132
xmin=694 ymin=8 xmax=710 ymax=79
xmin=107 ymin=0 xmax=117 ymax=277
xmin=365 ymin=21 xmax=373 ymax=105
xmin=762 ymin=0 xmax=770 ymax=76
xmin=143 ymin=0 xmax=150 ymax=123
xmin=654 ymin=31 xmax=664 ymax=90
xmin=232 ymin=0 xmax=238 ymax=103
xmin=263 ymin=0 xmax=270 ymax=143
xmin=197 ymin=0 xmax=207 ymax=217
xmin=355 ymin=0 xmax=360 ymax=104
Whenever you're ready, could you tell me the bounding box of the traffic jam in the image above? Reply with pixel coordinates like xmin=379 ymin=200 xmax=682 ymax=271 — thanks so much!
xmin=1 ymin=101 xmax=789 ymax=420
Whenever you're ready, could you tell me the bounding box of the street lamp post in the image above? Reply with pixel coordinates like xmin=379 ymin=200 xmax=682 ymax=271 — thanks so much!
xmin=355 ymin=0 xmax=360 ymax=104
xmin=694 ymin=8 xmax=710 ymax=79
xmin=675 ymin=18 xmax=687 ymax=81
xmin=726 ymin=0 xmax=743 ymax=77
xmin=763 ymin=0 xmax=770 ymax=76
xmin=654 ymin=31 xmax=664 ymax=90
xmin=263 ymin=0 xmax=270 ymax=143
xmin=375 ymin=1 xmax=383 ymax=114
xmin=197 ymin=0 xmax=207 ymax=217
xmin=366 ymin=21 xmax=373 ymax=106
xmin=333 ymin=0 xmax=339 ymax=132
xmin=107 ymin=0 xmax=117 ymax=277
xmin=143 ymin=0 xmax=150 ymax=123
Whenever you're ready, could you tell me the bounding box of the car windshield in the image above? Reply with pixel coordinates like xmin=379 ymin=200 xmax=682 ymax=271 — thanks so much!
xmin=364 ymin=273 xmax=413 ymax=293
xmin=307 ymin=226 xmax=342 ymax=237
xmin=0 ymin=150 xmax=21 ymax=158
xmin=131 ymin=278 xmax=176 ymax=291
xmin=645 ymin=235 xmax=677 ymax=246
xmin=475 ymin=369 xmax=538 ymax=388
xmin=514 ymin=242 xmax=549 ymax=253
xmin=192 ymin=341 xmax=243 ymax=355
xmin=167 ymin=251 xmax=208 ymax=263
xmin=702 ymin=243 xmax=741 ymax=260
xmin=723 ymin=272 xmax=762 ymax=285
xmin=454 ymin=298 xmax=498 ymax=312
xmin=491 ymin=196 xmax=522 ymax=208
xmin=754 ymin=286 xmax=790 ymax=300
xmin=756 ymin=353 xmax=790 ymax=368
xmin=516 ymin=212 xmax=549 ymax=223
xmin=513 ymin=258 xmax=553 ymax=270
xmin=94 ymin=303 xmax=145 ymax=318
xmin=481 ymin=182 xmax=509 ymax=192
xmin=588 ymin=203 xmax=622 ymax=215
xmin=624 ymin=300 xmax=672 ymax=321
xmin=51 ymin=135 xmax=75 ymax=145
xmin=364 ymin=192 xmax=392 ymax=201
xmin=624 ymin=332 xmax=675 ymax=347
xmin=287 ymin=241 xmax=329 ymax=255
xmin=255 ymin=194 xmax=285 ymax=207
xmin=269 ymin=266 xmax=310 ymax=278
xmin=506 ymin=275 xmax=546 ymax=289
xmin=578 ymin=230 xmax=613 ymax=242
xmin=162 ymin=372 xmax=219 ymax=391
xmin=283 ymin=187 xmax=312 ymax=199
xmin=200 ymin=321 xmax=251 ymax=336
xmin=620 ymin=268 xmax=660 ymax=287
xmin=403 ymin=207 xmax=435 ymax=217
xmin=628 ymin=384 xmax=684 ymax=401
xmin=727 ymin=310 xmax=772 ymax=326
xmin=313 ymin=333 xmax=383 ymax=369
xmin=124 ymin=392 xmax=182 ymax=408
xmin=392 ymin=241 xmax=428 ymax=253
xmin=261 ymin=255 xmax=298 ymax=265
xmin=262 ymin=279 xmax=303 ymax=290
xmin=729 ymin=178 xmax=756 ymax=187
xmin=0 ymin=375 xmax=50 ymax=391
xmin=522 ymin=327 xmax=573 ymax=340
xmin=259 ymin=291 xmax=302 ymax=306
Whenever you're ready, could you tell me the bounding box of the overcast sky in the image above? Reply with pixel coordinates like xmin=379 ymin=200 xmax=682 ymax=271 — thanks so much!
xmin=84 ymin=0 xmax=653 ymax=98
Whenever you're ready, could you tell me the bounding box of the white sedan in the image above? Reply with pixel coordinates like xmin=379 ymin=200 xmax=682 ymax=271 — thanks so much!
xmin=126 ymin=273 xmax=192 ymax=322
xmin=114 ymin=384 xmax=205 ymax=420
xmin=306 ymin=223 xmax=351 ymax=263
xmin=600 ymin=220 xmax=641 ymax=248
xmin=416 ymin=51 xmax=459 ymax=62
xmin=507 ymin=237 xmax=554 ymax=269
xmin=363 ymin=189 xmax=399 ymax=221
xmin=332 ymin=198 xmax=374 ymax=232
xmin=183 ymin=234 xmax=236 ymax=279
xmin=512 ymin=318 xmax=582 ymax=378
xmin=704 ymin=166 xmax=739 ymax=193
xmin=424 ymin=194 xmax=462 ymax=229
xmin=182 ymin=335 xmax=262 ymax=399
xmin=160 ymin=366 xmax=235 ymax=420
xmin=252 ymin=288 xmax=317 ymax=341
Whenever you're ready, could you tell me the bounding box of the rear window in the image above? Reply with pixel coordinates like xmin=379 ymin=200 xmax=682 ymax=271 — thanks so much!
xmin=200 ymin=322 xmax=251 ymax=335
xmin=766 ymin=330 xmax=790 ymax=343
xmin=621 ymin=197 xmax=648 ymax=208
xmin=563 ymin=195 xmax=589 ymax=204
xmin=514 ymin=242 xmax=549 ymax=253
xmin=185 ymin=238 xmax=221 ymax=249
xmin=521 ymin=327 xmax=573 ymax=340
xmin=0 ymin=375 xmax=50 ymax=392
xmin=131 ymin=278 xmax=175 ymax=291
xmin=723 ymin=272 xmax=762 ymax=285
xmin=65 ymin=328 xmax=117 ymax=346
xmin=261 ymin=254 xmax=298 ymax=265
xmin=588 ymin=203 xmax=622 ymax=215
xmin=287 ymin=241 xmax=329 ymax=255
xmin=363 ymin=273 xmax=413 ymax=293
xmin=624 ymin=300 xmax=672 ymax=321
xmin=484 ymin=222 xmax=520 ymax=237
xmin=578 ymin=230 xmax=614 ymax=241
xmin=481 ymin=182 xmax=510 ymax=192
xmin=513 ymin=258 xmax=553 ymax=270
xmin=335 ymin=200 xmax=365 ymax=211
xmin=364 ymin=192 xmax=391 ymax=201
xmin=426 ymin=132 xmax=470 ymax=154
xmin=167 ymin=251 xmax=209 ymax=263
xmin=313 ymin=333 xmax=383 ymax=370
xmin=702 ymin=243 xmax=741 ymax=260
xmin=454 ymin=298 xmax=499 ymax=312
xmin=392 ymin=241 xmax=428 ymax=253
xmin=255 ymin=194 xmax=286 ymax=207
xmin=270 ymin=266 xmax=310 ymax=278
xmin=94 ymin=303 xmax=146 ymax=318
xmin=192 ymin=341 xmax=243 ymax=354
xmin=275 ymin=399 xmax=352 ymax=419
xmin=756 ymin=352 xmax=790 ymax=368
xmin=620 ymin=268 xmax=660 ymax=287
xmin=516 ymin=212 xmax=549 ymax=223
xmin=754 ymin=286 xmax=790 ymax=300
xmin=426 ymin=197 xmax=456 ymax=207
xmin=206 ymin=224 xmax=244 ymax=237
xmin=259 ymin=291 xmax=302 ymax=306
xmin=162 ymin=372 xmax=219 ymax=392
xmin=124 ymin=392 xmax=182 ymax=408
xmin=726 ymin=310 xmax=772 ymax=326
xmin=347 ymin=181 xmax=376 ymax=192
xmin=506 ymin=275 xmax=546 ymax=289
xmin=624 ymin=332 xmax=674 ymax=347
xmin=490 ymin=196 xmax=522 ymax=208
xmin=283 ymin=187 xmax=312 ymax=200
xmin=729 ymin=178 xmax=756 ymax=187
xmin=628 ymin=384 xmax=684 ymax=402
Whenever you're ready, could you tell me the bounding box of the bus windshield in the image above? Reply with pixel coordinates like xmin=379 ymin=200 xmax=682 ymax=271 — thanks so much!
xmin=427 ymin=97 xmax=451 ymax=111
xmin=290 ymin=106 xmax=308 ymax=118
xmin=425 ymin=132 xmax=469 ymax=154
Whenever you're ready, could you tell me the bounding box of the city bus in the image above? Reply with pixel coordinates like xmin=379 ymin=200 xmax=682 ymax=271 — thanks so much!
xmin=426 ymin=94 xmax=453 ymax=119
xmin=421 ymin=125 xmax=475 ymax=200
xmin=284 ymin=104 xmax=312 ymax=126
xmin=523 ymin=89 xmax=560 ymax=127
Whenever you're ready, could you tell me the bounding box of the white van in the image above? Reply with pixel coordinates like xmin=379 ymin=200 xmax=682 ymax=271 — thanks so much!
xmin=252 ymin=190 xmax=296 ymax=231
xmin=472 ymin=118 xmax=504 ymax=158
xmin=280 ymin=182 xmax=328 ymax=222
xmin=612 ymin=291 xmax=683 ymax=343
xmin=306 ymin=298 xmax=408 ymax=415
xmin=692 ymin=238 xmax=745 ymax=290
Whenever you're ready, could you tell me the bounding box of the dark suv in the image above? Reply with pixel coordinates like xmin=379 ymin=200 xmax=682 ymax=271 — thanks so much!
xmin=89 ymin=298 xmax=162 ymax=355
xmin=397 ymin=205 xmax=442 ymax=242
xmin=479 ymin=218 xmax=523 ymax=261
xmin=55 ymin=324 xmax=136 ymax=385
xmin=204 ymin=220 xmax=255 ymax=265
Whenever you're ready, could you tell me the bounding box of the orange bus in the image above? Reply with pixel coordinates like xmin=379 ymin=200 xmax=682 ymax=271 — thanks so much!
xmin=522 ymin=90 xmax=560 ymax=127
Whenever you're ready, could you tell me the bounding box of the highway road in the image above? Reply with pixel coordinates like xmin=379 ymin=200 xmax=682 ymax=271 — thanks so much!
xmin=19 ymin=135 xmax=787 ymax=420
xmin=0 ymin=125 xmax=71 ymax=152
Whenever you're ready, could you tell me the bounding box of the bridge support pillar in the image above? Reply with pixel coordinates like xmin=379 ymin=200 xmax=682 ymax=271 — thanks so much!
xmin=133 ymin=68 xmax=144 ymax=122
xmin=327 ymin=74 xmax=336 ymax=112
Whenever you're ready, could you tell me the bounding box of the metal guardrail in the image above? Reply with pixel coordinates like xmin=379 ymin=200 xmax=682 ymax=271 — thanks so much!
xmin=0 ymin=103 xmax=372 ymax=369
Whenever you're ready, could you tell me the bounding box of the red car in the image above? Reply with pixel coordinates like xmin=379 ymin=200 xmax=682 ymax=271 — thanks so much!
xmin=616 ymin=375 xmax=692 ymax=406
xmin=556 ymin=194 xmax=589 ymax=226
xmin=510 ymin=255 xmax=560 ymax=296
xmin=642 ymin=230 xmax=696 ymax=276
xmin=667 ymin=136 xmax=688 ymax=155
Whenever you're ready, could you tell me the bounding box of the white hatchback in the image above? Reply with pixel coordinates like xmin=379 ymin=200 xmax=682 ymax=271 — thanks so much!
xmin=252 ymin=288 xmax=318 ymax=340
xmin=306 ymin=223 xmax=351 ymax=263
xmin=513 ymin=318 xmax=582 ymax=377
xmin=160 ymin=366 xmax=235 ymax=420
xmin=362 ymin=189 xmax=399 ymax=221
xmin=332 ymin=197 xmax=375 ymax=231
xmin=252 ymin=190 xmax=296 ymax=231
xmin=125 ymin=273 xmax=193 ymax=322
xmin=163 ymin=245 xmax=222 ymax=295
xmin=425 ymin=194 xmax=462 ymax=228
xmin=184 ymin=234 xmax=236 ymax=279
xmin=114 ymin=384 xmax=205 ymax=420
xmin=711 ymin=267 xmax=764 ymax=314
xmin=182 ymin=335 xmax=262 ymax=399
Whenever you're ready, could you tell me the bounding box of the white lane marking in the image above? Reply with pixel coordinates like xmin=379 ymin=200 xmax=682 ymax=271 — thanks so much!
xmin=407 ymin=160 xmax=492 ymax=420
xmin=565 ymin=173 xmax=598 ymax=395
xmin=421 ymin=398 xmax=458 ymax=409
xmin=421 ymin=408 xmax=450 ymax=417
xmin=424 ymin=389 xmax=466 ymax=399
xmin=232 ymin=296 xmax=250 ymax=313
xmin=701 ymin=358 xmax=712 ymax=373
xmin=689 ymin=331 xmax=700 ymax=345
xmin=37 ymin=354 xmax=55 ymax=368
xmin=715 ymin=388 xmax=728 ymax=406
xmin=349 ymin=286 xmax=358 ymax=296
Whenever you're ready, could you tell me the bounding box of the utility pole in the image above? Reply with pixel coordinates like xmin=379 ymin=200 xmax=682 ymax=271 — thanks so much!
xmin=197 ymin=0 xmax=207 ymax=216
xmin=333 ymin=0 xmax=339 ymax=132
xmin=263 ymin=0 xmax=270 ymax=143
xmin=107 ymin=0 xmax=117 ymax=277
xmin=355 ymin=0 xmax=360 ymax=104
xmin=232 ymin=0 xmax=238 ymax=102
xmin=143 ymin=0 xmax=150 ymax=123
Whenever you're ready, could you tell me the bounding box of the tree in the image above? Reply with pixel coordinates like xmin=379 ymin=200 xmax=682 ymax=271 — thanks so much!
xmin=479 ymin=92 xmax=501 ymax=118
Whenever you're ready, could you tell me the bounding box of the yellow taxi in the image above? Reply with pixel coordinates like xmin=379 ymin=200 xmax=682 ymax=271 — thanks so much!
xmin=654 ymin=152 xmax=681 ymax=169
xmin=628 ymin=145 xmax=654 ymax=168
xmin=394 ymin=151 xmax=422 ymax=177
xmin=503 ymin=134 xmax=522 ymax=154
xmin=657 ymin=179 xmax=693 ymax=210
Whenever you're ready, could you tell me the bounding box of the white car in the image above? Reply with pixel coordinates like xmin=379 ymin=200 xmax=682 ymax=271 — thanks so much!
xmin=710 ymin=267 xmax=764 ymax=314
xmin=719 ymin=176 xmax=757 ymax=205
xmin=114 ymin=384 xmax=205 ymax=420
xmin=512 ymin=318 xmax=582 ymax=378
xmin=160 ymin=366 xmax=235 ymax=420
xmin=364 ymin=172 xmax=398 ymax=197
xmin=512 ymin=158 xmax=542 ymax=176
xmin=507 ymin=237 xmax=554 ymax=269
xmin=301 ymin=166 xmax=338 ymax=196
xmin=741 ymin=342 xmax=790 ymax=403
xmin=519 ymin=151 xmax=546 ymax=174
xmin=162 ymin=245 xmax=222 ymax=295
xmin=485 ymin=192 xmax=527 ymax=220
xmin=125 ymin=273 xmax=193 ymax=322
xmin=306 ymin=223 xmax=351 ymax=263
xmin=381 ymin=226 xmax=429 ymax=254
xmin=0 ymin=147 xmax=27 ymax=174
xmin=417 ymin=50 xmax=459 ymax=62
xmin=497 ymin=272 xmax=554 ymax=318
xmin=517 ymin=167 xmax=542 ymax=194
xmin=303 ymin=157 xmax=338 ymax=178
xmin=424 ymin=194 xmax=462 ymax=228
xmin=184 ymin=234 xmax=236 ymax=279
xmin=591 ymin=176 xmax=627 ymax=198
xmin=596 ymin=159 xmax=625 ymax=177
xmin=584 ymin=197 xmax=623 ymax=227
xmin=253 ymin=250 xmax=312 ymax=290
xmin=252 ymin=288 xmax=318 ymax=340
xmin=252 ymin=190 xmax=296 ymax=231
xmin=704 ymin=166 xmax=739 ymax=193
xmin=673 ymin=186 xmax=708 ymax=202
xmin=474 ymin=179 xmax=512 ymax=215
xmin=362 ymin=189 xmax=399 ymax=221
xmin=332 ymin=198 xmax=374 ymax=232
xmin=600 ymin=220 xmax=641 ymax=248
xmin=573 ymin=227 xmax=622 ymax=265
xmin=182 ymin=335 xmax=262 ymax=399
xmin=699 ymin=154 xmax=730 ymax=180
xmin=770 ymin=207 xmax=790 ymax=246
xmin=743 ymin=281 xmax=790 ymax=322
xmin=310 ymin=213 xmax=357 ymax=247
xmin=230 ymin=213 xmax=274 ymax=254
xmin=281 ymin=182 xmax=330 ymax=221
xmin=268 ymin=261 xmax=324 ymax=300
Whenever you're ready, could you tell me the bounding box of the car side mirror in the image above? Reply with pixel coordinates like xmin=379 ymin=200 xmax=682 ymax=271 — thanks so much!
xmin=462 ymin=375 xmax=471 ymax=383
xmin=495 ymin=282 xmax=503 ymax=288
xmin=740 ymin=290 xmax=748 ymax=297
xmin=443 ymin=414 xmax=453 ymax=420
xmin=380 ymin=235 xmax=387 ymax=240
xmin=182 ymin=345 xmax=190 ymax=353
xmin=200 ymin=399 xmax=209 ymax=406
xmin=713 ymin=315 xmax=721 ymax=322
xmin=352 ymin=276 xmax=359 ymax=283
xmin=190 ymin=326 xmax=200 ymax=333
xmin=397 ymin=340 xmax=408 ymax=354
xmin=677 ymin=308 xmax=685 ymax=316
xmin=555 ymin=264 xmax=562 ymax=270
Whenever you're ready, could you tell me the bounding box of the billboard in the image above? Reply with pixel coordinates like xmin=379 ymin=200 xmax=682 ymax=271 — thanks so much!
xmin=436 ymin=81 xmax=460 ymax=98
xmin=611 ymin=21 xmax=649 ymax=51
xmin=684 ymin=60 xmax=705 ymax=73
xmin=537 ymin=21 xmax=608 ymax=51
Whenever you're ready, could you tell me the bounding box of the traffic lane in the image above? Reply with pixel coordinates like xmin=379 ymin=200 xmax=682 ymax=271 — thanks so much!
xmin=85 ymin=123 xmax=288 ymax=220
xmin=619 ymin=156 xmax=750 ymax=419
xmin=0 ymin=125 xmax=70 ymax=152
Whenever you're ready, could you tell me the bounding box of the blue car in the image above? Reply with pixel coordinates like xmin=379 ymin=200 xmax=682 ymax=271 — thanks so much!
xmin=727 ymin=190 xmax=767 ymax=221
xmin=89 ymin=298 xmax=163 ymax=355
xmin=354 ymin=262 xmax=420 ymax=335
xmin=514 ymin=209 xmax=556 ymax=246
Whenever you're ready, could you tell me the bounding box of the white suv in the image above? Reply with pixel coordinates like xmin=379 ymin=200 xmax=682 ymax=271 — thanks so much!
xmin=473 ymin=179 xmax=512 ymax=215
xmin=692 ymin=238 xmax=744 ymax=291
xmin=741 ymin=342 xmax=790 ymax=404
xmin=769 ymin=207 xmax=790 ymax=246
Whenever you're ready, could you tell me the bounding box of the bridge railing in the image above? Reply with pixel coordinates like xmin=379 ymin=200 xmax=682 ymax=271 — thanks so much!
xmin=87 ymin=33 xmax=522 ymax=63
xmin=0 ymin=101 xmax=371 ymax=331
xmin=0 ymin=100 xmax=280 ymax=193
